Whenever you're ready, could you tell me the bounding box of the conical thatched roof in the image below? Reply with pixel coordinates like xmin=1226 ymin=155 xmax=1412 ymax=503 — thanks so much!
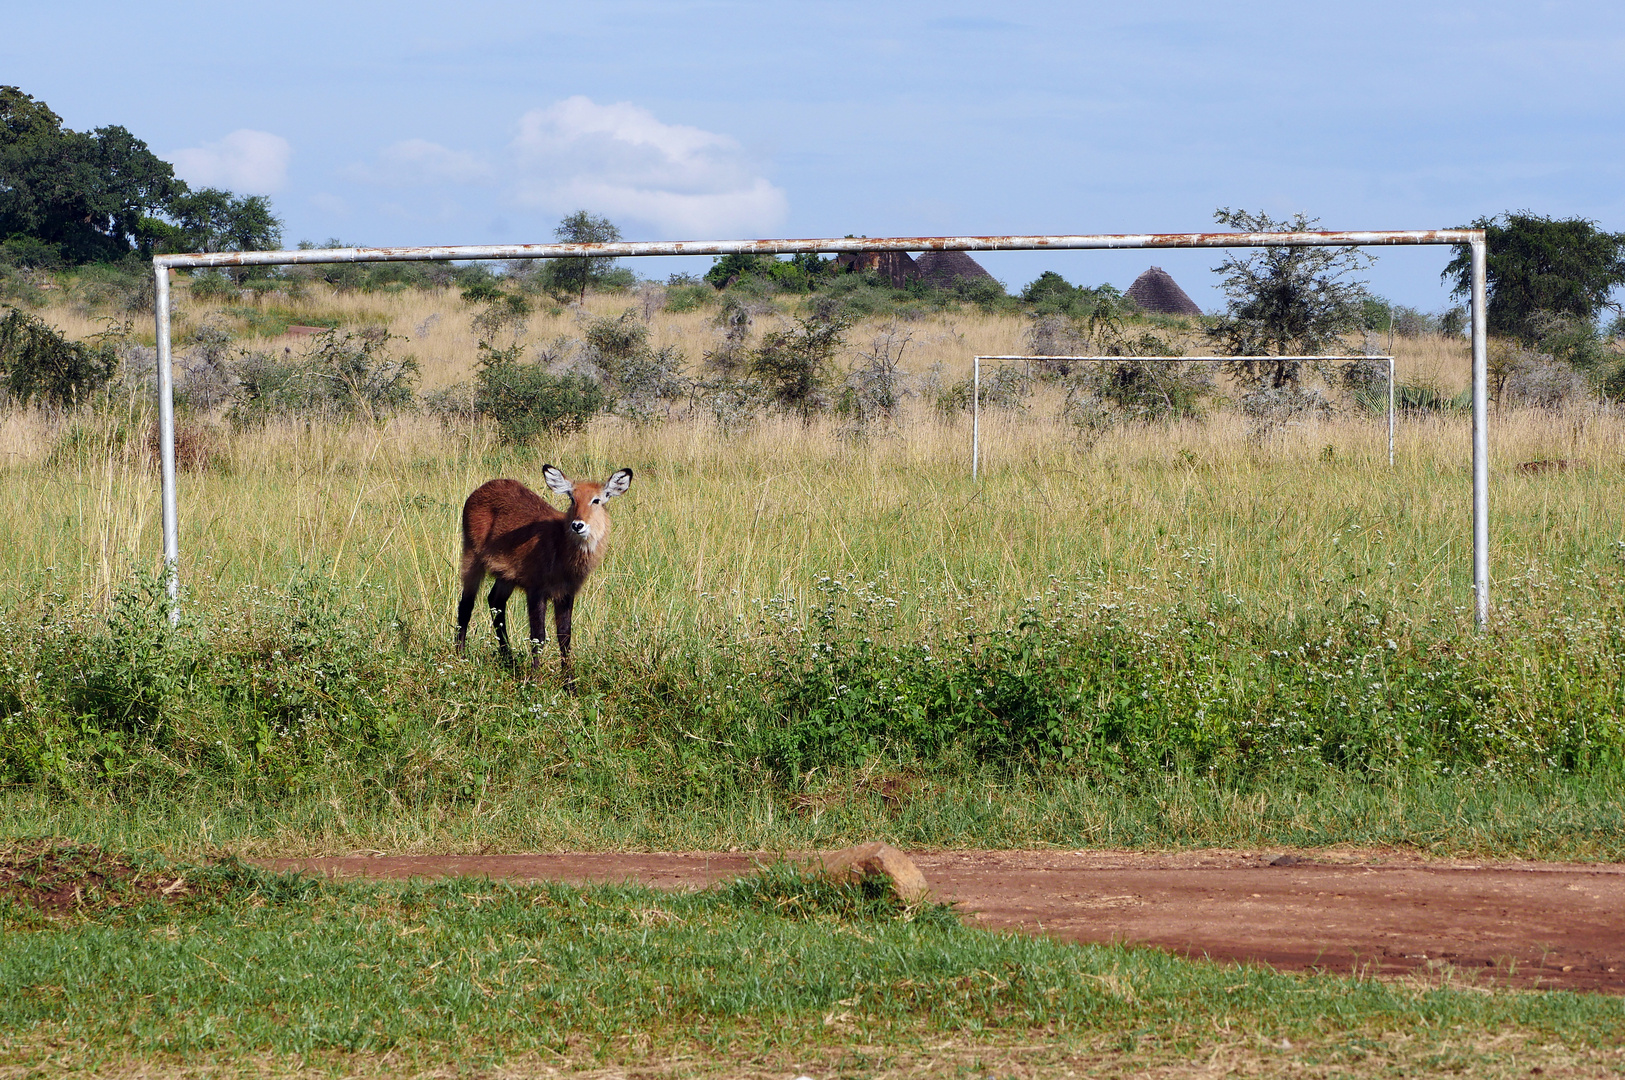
xmin=1126 ymin=266 xmax=1202 ymax=316
xmin=914 ymin=250 xmax=996 ymax=288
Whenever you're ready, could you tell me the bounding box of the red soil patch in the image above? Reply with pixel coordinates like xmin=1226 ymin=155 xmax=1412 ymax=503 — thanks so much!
xmin=1 ymin=840 xmax=193 ymax=917
xmin=264 ymin=848 xmax=1625 ymax=994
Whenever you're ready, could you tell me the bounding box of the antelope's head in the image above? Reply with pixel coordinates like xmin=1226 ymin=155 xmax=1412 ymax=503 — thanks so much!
xmin=543 ymin=465 xmax=634 ymax=551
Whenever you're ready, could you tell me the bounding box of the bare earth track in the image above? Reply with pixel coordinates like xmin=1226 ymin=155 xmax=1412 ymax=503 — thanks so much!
xmin=262 ymin=849 xmax=1625 ymax=994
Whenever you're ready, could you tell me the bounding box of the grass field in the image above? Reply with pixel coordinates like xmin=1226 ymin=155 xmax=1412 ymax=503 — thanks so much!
xmin=2 ymin=279 xmax=1624 ymax=854
xmin=2 ymin=278 xmax=1624 ymax=1076
xmin=4 ymin=842 xmax=1624 ymax=1079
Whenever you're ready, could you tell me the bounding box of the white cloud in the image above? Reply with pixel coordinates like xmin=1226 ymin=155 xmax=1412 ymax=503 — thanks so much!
xmin=507 ymin=96 xmax=787 ymax=237
xmin=169 ymin=130 xmax=292 ymax=194
xmin=344 ymin=138 xmax=492 ymax=186
xmin=339 ymin=98 xmax=787 ymax=237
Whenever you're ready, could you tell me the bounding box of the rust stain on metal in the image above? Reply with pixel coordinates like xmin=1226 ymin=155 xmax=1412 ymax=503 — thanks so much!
xmin=154 ymin=230 xmax=1485 ymax=271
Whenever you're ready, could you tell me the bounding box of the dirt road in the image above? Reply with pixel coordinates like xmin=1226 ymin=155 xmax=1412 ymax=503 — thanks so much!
xmin=264 ymin=848 xmax=1625 ymax=993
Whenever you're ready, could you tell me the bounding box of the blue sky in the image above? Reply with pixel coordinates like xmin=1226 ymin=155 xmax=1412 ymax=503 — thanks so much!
xmin=7 ymin=1 xmax=1622 ymax=311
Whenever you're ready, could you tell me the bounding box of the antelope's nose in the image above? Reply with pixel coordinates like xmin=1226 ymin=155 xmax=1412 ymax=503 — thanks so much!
xmin=571 ymin=519 xmax=588 ymax=534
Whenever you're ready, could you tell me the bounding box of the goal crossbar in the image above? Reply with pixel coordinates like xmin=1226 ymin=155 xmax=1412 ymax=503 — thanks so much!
xmin=149 ymin=229 xmax=1491 ymax=627
xmin=971 ymin=355 xmax=1397 ymax=479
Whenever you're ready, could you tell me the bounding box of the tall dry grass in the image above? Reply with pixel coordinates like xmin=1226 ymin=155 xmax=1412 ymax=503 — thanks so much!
xmin=3 ymin=280 xmax=1601 ymax=657
xmin=1 ymin=396 xmax=1619 ymax=662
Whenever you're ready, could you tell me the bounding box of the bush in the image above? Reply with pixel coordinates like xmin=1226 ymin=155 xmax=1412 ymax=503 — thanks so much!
xmin=665 ymin=277 xmax=713 ymax=313
xmin=838 ymin=325 xmax=911 ymax=426
xmin=473 ymin=343 xmax=607 ymax=443
xmin=938 ymin=363 xmax=1032 ymax=415
xmin=227 ymin=327 xmax=417 ymax=427
xmin=580 ymin=309 xmax=689 ymax=422
xmin=749 ymin=314 xmax=851 ymax=419
xmin=0 ymin=306 xmax=117 ymax=410
xmin=174 ymin=320 xmax=236 ymax=412
xmin=187 ymin=271 xmax=240 ymax=302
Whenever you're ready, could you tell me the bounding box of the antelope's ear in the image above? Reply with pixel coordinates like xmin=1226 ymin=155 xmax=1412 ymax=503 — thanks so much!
xmin=542 ymin=465 xmax=573 ymax=496
xmin=601 ymin=468 xmax=633 ymax=499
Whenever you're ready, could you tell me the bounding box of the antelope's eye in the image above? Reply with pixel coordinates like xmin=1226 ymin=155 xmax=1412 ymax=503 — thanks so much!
xmin=592 ymin=497 xmax=601 ymax=504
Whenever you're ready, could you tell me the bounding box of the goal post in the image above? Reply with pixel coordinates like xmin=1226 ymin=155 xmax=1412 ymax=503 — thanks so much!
xmin=151 ymin=229 xmax=1490 ymax=627
xmin=970 ymin=354 xmax=1397 ymax=480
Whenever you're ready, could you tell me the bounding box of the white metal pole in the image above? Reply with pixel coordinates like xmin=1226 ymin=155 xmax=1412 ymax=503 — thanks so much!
xmin=1388 ymin=357 xmax=1395 ymax=468
xmin=1470 ymin=240 xmax=1490 ymax=630
xmin=153 ymin=261 xmax=179 ymax=624
xmin=972 ymin=357 xmax=981 ymax=481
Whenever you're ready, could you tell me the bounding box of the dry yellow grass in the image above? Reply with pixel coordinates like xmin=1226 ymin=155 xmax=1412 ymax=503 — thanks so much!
xmin=2 ymin=280 xmax=1606 ymax=655
xmin=37 ymin=277 xmax=1470 ymax=394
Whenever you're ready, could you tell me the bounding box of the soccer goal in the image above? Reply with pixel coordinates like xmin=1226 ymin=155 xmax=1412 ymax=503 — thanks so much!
xmin=149 ymin=228 xmax=1489 ymax=625
xmin=970 ymin=354 xmax=1397 ymax=479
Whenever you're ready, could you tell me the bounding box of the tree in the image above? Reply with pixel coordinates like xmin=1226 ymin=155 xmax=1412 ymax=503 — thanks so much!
xmin=159 ymin=187 xmax=282 ymax=254
xmin=1 ymin=86 xmax=283 ymax=265
xmin=0 ymin=87 xmax=181 ymax=263
xmin=1206 ymin=208 xmax=1373 ymax=388
xmin=549 ymin=211 xmax=622 ymax=303
xmin=1442 ymin=212 xmax=1625 ymax=343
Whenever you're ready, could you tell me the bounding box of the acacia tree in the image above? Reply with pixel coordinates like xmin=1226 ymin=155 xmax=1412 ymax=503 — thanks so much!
xmin=1206 ymin=207 xmax=1373 ymax=388
xmin=1442 ymin=212 xmax=1625 ymax=343
xmin=549 ymin=211 xmax=622 ymax=303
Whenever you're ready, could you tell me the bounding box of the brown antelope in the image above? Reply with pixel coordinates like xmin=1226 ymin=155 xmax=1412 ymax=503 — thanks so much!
xmin=455 ymin=465 xmax=633 ymax=685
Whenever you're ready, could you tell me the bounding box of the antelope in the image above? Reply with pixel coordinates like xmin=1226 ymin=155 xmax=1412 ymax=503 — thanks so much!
xmin=454 ymin=465 xmax=633 ymax=685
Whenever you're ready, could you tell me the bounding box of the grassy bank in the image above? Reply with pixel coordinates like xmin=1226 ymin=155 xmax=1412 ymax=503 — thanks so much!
xmin=3 ymin=844 xmax=1622 ymax=1078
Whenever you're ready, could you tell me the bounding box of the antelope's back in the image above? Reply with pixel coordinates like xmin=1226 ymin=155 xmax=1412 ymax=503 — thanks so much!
xmin=461 ymin=478 xmax=563 ymax=553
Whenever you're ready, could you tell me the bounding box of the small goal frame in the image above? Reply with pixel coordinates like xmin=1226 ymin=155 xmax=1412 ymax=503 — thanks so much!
xmin=150 ymin=229 xmax=1490 ymax=626
xmin=971 ymin=354 xmax=1397 ymax=479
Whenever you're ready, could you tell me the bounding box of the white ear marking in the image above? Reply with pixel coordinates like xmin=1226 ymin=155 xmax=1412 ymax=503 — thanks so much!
xmin=602 ymin=468 xmax=633 ymax=499
xmin=542 ymin=465 xmax=573 ymax=496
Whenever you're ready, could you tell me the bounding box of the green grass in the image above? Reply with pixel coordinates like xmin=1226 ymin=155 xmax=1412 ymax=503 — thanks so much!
xmin=3 ymin=846 xmax=1623 ymax=1078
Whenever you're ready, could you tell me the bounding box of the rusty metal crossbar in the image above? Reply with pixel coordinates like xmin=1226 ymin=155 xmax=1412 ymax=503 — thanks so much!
xmin=150 ymin=229 xmax=1490 ymax=627
xmin=971 ymin=355 xmax=1397 ymax=479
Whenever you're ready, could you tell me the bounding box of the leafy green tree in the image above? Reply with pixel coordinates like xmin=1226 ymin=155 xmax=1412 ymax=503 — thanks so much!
xmin=1 ymin=86 xmax=284 ymax=265
xmin=549 ymin=211 xmax=622 ymax=303
xmin=159 ymin=187 xmax=282 ymax=254
xmin=1442 ymin=212 xmax=1625 ymax=343
xmin=0 ymin=87 xmax=181 ymax=263
xmin=1207 ymin=207 xmax=1373 ymax=388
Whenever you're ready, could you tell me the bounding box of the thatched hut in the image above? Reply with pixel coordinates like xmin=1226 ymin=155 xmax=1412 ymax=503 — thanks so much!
xmin=1126 ymin=266 xmax=1202 ymax=316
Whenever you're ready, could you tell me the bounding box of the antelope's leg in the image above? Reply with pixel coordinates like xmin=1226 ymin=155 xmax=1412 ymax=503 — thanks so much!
xmin=526 ymin=590 xmax=549 ymax=668
xmin=554 ymin=594 xmax=576 ymax=687
xmin=487 ymin=579 xmax=516 ymax=657
xmin=455 ymin=558 xmax=483 ymax=651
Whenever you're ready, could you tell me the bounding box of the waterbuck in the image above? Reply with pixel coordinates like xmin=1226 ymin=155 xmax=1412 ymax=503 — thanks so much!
xmin=454 ymin=465 xmax=633 ymax=685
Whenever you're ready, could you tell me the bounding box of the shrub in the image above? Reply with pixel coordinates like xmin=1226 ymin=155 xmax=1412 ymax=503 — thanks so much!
xmin=0 ymin=306 xmax=117 ymax=410
xmin=461 ymin=277 xmax=533 ymax=343
xmin=473 ymin=343 xmax=607 ymax=443
xmin=692 ymin=374 xmax=769 ymax=436
xmin=227 ymin=328 xmax=417 ymax=427
xmin=1390 ymin=305 xmax=1435 ymax=337
xmin=749 ymin=314 xmax=851 ymax=419
xmin=187 ymin=271 xmax=240 ymax=302
xmin=174 ymin=320 xmax=236 ymax=412
xmin=665 ymin=278 xmax=713 ymax=313
xmin=838 ymin=325 xmax=911 ymax=426
xmin=580 ymin=309 xmax=689 ymax=422
xmin=937 ymin=363 xmax=1032 ymax=415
